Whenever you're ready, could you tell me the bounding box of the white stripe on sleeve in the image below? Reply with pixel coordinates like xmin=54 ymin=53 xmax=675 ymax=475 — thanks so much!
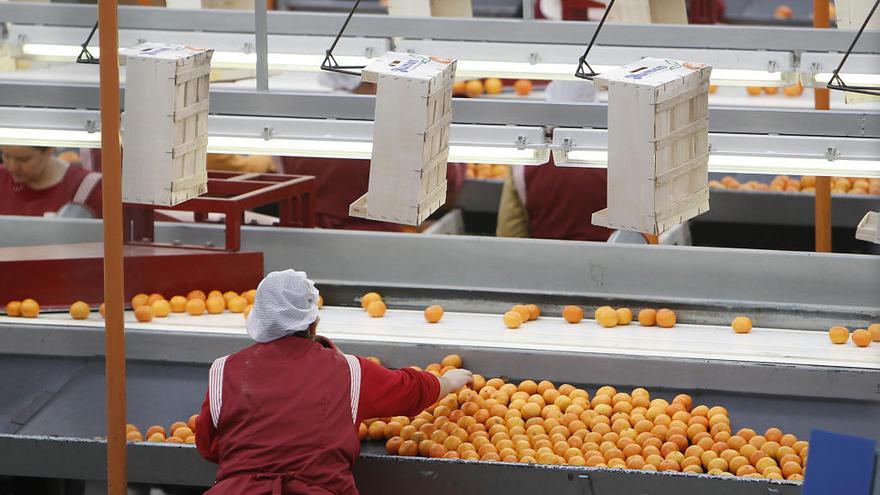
xmin=343 ymin=354 xmax=361 ymax=424
xmin=209 ymin=355 xmax=228 ymax=428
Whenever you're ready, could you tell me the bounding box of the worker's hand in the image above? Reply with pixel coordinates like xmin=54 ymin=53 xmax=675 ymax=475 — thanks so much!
xmin=437 ymin=368 xmax=474 ymax=399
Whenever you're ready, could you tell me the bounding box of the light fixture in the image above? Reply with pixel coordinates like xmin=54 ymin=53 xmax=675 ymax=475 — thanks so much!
xmin=10 ymin=24 xmax=386 ymax=72
xmin=395 ymin=39 xmax=797 ymax=86
xmin=552 ymin=128 xmax=880 ymax=178
xmin=800 ymin=52 xmax=880 ymax=88
xmin=0 ymin=108 xmax=550 ymax=166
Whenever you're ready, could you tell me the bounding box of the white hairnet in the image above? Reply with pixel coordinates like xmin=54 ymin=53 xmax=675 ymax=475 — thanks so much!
xmin=545 ymin=80 xmax=596 ymax=103
xmin=317 ymin=71 xmax=362 ymax=92
xmin=246 ymin=269 xmax=320 ymax=343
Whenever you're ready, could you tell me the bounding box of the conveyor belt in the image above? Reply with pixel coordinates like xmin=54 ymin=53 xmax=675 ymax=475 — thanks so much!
xmin=3 ymin=306 xmax=876 ymax=370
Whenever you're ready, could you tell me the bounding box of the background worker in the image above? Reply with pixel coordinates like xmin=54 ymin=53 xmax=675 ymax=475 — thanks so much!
xmin=195 ymin=269 xmax=473 ymax=494
xmin=496 ymin=81 xmax=612 ymax=241
xmin=0 ymin=145 xmax=102 ymax=217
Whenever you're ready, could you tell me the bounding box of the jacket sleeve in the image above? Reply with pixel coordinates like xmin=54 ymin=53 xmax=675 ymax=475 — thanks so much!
xmin=355 ymin=357 xmax=440 ymax=423
xmin=194 ymin=390 xmax=219 ymax=463
xmin=496 ymin=167 xmax=530 ymax=238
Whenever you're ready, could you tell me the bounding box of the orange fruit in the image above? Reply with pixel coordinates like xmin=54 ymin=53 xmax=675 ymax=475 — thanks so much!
xmin=126 ymin=424 xmax=139 ymax=433
xmin=513 ymin=79 xmax=532 ymax=96
xmin=173 ymin=426 xmax=194 ymax=440
xmin=452 ymin=80 xmax=467 ymax=96
xmin=708 ymin=85 xmax=718 ymax=94
xmin=361 ymin=292 xmax=382 ymax=309
xmin=367 ymin=300 xmax=387 ymax=318
xmin=317 ymin=294 xmax=323 ymax=309
xmin=243 ymin=289 xmax=256 ymax=304
xmin=145 ymin=425 xmax=165 ymax=438
xmin=147 ymin=432 xmax=166 ymax=442
xmin=638 ymin=309 xmax=656 ymax=326
xmin=5 ymin=301 xmax=22 ymax=317
xmin=187 ymin=290 xmax=206 ymax=301
xmin=763 ymin=87 xmax=779 ymax=95
xmin=188 ymin=414 xmax=198 ymax=431
xmin=147 ymin=293 xmax=165 ymax=305
xmin=165 ymin=436 xmax=183 ymax=444
xmin=134 ymin=305 xmax=153 ymax=322
xmin=503 ymin=310 xmax=523 ymax=329
xmin=828 ymin=326 xmax=849 ymax=344
xmin=244 ymin=305 xmax=253 ymax=320
xmin=151 ymin=299 xmax=171 ymax=317
xmin=227 ymin=296 xmax=248 ymax=313
xmin=746 ymin=86 xmax=762 ymax=96
xmin=801 ymin=176 xmax=816 ymax=188
xmin=126 ymin=431 xmax=143 ymax=442
xmin=595 ymin=307 xmax=619 ymax=328
xmin=511 ymin=305 xmax=531 ymax=322
xmin=783 ymin=82 xmax=803 ymax=97
xmin=868 ymin=324 xmax=880 ymax=342
xmin=851 ymin=329 xmax=871 ymax=347
xmin=222 ymin=291 xmax=239 ymax=303
xmin=185 ymin=436 xmax=196 ymax=444
xmin=464 ymin=80 xmax=484 ymax=98
xmin=525 ymin=304 xmax=541 ymax=321
xmin=484 ymin=78 xmax=503 ymax=95
xmin=774 ymin=5 xmax=793 ymax=19
xmin=731 ymin=316 xmax=752 ymax=334
xmin=207 ymin=290 xmax=223 ymax=299
xmin=169 ymin=296 xmax=188 ymax=313
xmin=441 ymin=354 xmax=462 ymax=368
xmin=206 ymin=296 xmax=226 ymax=314
xmin=562 ymin=306 xmax=583 ymax=324
xmin=69 ymin=301 xmax=91 ymax=320
xmin=616 ymin=308 xmax=632 ymax=325
xmin=425 ymin=305 xmax=444 ymax=323
xmin=131 ymin=293 xmax=149 ymax=309
xmin=656 ymin=309 xmax=676 ymax=328
xmin=186 ymin=298 xmax=206 ymax=316
xmin=358 ymin=423 xmax=368 ymax=440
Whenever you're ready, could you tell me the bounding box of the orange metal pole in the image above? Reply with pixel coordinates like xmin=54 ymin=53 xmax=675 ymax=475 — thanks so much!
xmin=98 ymin=0 xmax=127 ymax=490
xmin=814 ymin=0 xmax=832 ymax=253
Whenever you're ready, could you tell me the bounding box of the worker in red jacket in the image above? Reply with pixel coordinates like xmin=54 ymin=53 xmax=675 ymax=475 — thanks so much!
xmin=195 ymin=269 xmax=473 ymax=494
xmin=0 ymin=146 xmax=102 ymax=217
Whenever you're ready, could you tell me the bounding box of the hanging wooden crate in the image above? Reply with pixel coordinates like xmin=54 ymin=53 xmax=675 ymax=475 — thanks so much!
xmin=349 ymin=52 xmax=456 ymax=226
xmin=592 ymin=57 xmax=712 ymax=235
xmin=122 ymin=43 xmax=212 ymax=207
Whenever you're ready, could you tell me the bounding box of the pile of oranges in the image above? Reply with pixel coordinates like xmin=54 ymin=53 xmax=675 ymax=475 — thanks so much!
xmin=129 ymin=289 xmax=256 ymax=323
xmin=744 ymin=83 xmax=803 ymax=97
xmin=362 ymin=292 xmax=387 ymax=318
xmin=4 ymin=299 xmax=40 ymax=318
xmin=710 ymin=175 xmax=880 ymax=196
xmin=828 ymin=324 xmax=879 ymax=347
xmin=452 ymin=79 xmax=533 ymax=98
xmin=126 ymin=415 xmax=198 ymax=444
xmin=466 ymin=163 xmax=509 ymax=180
xmin=363 ymin=355 xmax=809 ymax=481
xmin=502 ymin=304 xmax=540 ymax=329
xmin=558 ymin=306 xmax=676 ymax=329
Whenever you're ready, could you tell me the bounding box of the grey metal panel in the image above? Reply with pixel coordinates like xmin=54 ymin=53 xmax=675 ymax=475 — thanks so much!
xmin=0 ymin=216 xmax=878 ymax=312
xmin=700 ymin=190 xmax=880 ymax=228
xmin=1 ymin=81 xmax=878 ymax=137
xmin=0 ymin=356 xmax=85 ymax=434
xmin=457 ymin=179 xmax=504 ymax=213
xmin=2 ymin=3 xmax=878 ymax=53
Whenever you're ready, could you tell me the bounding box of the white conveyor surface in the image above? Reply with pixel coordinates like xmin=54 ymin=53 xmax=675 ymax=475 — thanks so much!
xmin=2 ymin=306 xmax=877 ymax=370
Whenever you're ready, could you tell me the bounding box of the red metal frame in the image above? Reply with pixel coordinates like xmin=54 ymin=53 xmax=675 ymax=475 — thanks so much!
xmin=124 ymin=171 xmax=316 ymax=251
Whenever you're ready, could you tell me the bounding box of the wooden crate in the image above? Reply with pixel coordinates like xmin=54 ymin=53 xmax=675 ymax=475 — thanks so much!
xmin=856 ymin=211 xmax=879 ymax=244
xmin=592 ymin=58 xmax=712 ymax=235
xmin=349 ymin=52 xmax=456 ymax=226
xmin=121 ymin=43 xmax=212 ymax=207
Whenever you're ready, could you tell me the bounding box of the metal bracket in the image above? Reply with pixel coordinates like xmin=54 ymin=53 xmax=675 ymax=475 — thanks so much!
xmin=262 ymin=126 xmax=275 ymax=141
xmin=767 ymin=60 xmax=779 ymax=73
xmin=84 ymin=120 xmax=99 ymax=133
xmin=243 ymin=42 xmax=254 ymax=54
xmin=825 ymin=146 xmax=840 ymax=161
xmin=515 ymin=135 xmax=528 ymax=150
xmin=529 ymin=52 xmax=540 ymax=65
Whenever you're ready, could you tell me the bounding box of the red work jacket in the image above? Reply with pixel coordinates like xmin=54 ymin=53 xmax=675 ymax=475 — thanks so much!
xmin=0 ymin=164 xmax=102 ymax=217
xmin=195 ymin=335 xmax=440 ymax=495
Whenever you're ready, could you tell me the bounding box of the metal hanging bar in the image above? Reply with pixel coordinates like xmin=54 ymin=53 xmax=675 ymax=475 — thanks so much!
xmin=76 ymin=21 xmax=100 ymax=65
xmin=826 ymin=0 xmax=880 ymax=97
xmin=320 ymin=0 xmax=367 ymax=76
xmin=575 ymin=0 xmax=615 ymax=80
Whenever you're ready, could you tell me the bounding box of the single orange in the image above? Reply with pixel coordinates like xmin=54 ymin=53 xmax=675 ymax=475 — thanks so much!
xmin=361 ymin=292 xmax=382 ymax=309
xmin=126 ymin=431 xmax=143 ymax=442
xmin=484 ymin=78 xmax=503 ymax=95
xmin=595 ymin=307 xmax=619 ymax=328
xmin=464 ymin=80 xmax=484 ymax=98
xmin=783 ymin=82 xmax=803 ymax=97
xmin=227 ymin=296 xmax=248 ymax=313
xmin=243 ymin=289 xmax=257 ymax=304
xmin=774 ymin=4 xmax=793 ymax=19
xmin=828 ymin=326 xmax=849 ymax=344
xmin=525 ymin=304 xmax=541 ymax=321
xmin=504 ymin=310 xmax=524 ymax=329
xmin=638 ymin=309 xmax=656 ymax=326
xmin=173 ymin=426 xmax=194 ymax=440
xmin=206 ymin=296 xmax=226 ymax=314
xmin=763 ymin=87 xmax=779 ymax=95
xmin=708 ymin=85 xmax=718 ymax=94
xmin=869 ymin=323 xmax=880 ymax=342
xmin=851 ymin=329 xmax=871 ymax=347
xmin=513 ymin=79 xmax=532 ymax=96
xmin=222 ymin=291 xmax=239 ymax=303
xmin=562 ymin=306 xmax=583 ymax=324
xmin=187 ymin=290 xmax=206 ymax=301
xmin=185 ymin=436 xmax=196 ymax=445
xmin=731 ymin=316 xmax=752 ymax=334
xmin=69 ymin=301 xmax=91 ymax=320
xmin=425 ymin=305 xmax=444 ymax=323
xmin=746 ymin=86 xmax=762 ymax=96
xmin=186 ymin=298 xmax=207 ymax=316
xmin=207 ymin=290 xmax=223 ymax=299
xmin=165 ymin=436 xmax=183 ymax=443
xmin=616 ymin=308 xmax=633 ymax=325
xmin=145 ymin=425 xmax=165 ymax=438
xmin=452 ymin=80 xmax=467 ymax=96
xmin=147 ymin=293 xmax=165 ymax=305
xmin=134 ymin=305 xmax=153 ymax=322
xmin=367 ymin=300 xmax=387 ymax=318
xmin=169 ymin=296 xmax=188 ymax=313
xmin=147 ymin=432 xmax=166 ymax=443
xmin=5 ymin=301 xmax=22 ymax=317
xmin=151 ymin=299 xmax=171 ymax=317
xmin=441 ymin=354 xmax=462 ymax=368
xmin=511 ymin=305 xmax=531 ymax=322
xmin=131 ymin=293 xmax=149 ymax=309
xmin=188 ymin=414 xmax=198 ymax=431
xmin=656 ymin=309 xmax=676 ymax=328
